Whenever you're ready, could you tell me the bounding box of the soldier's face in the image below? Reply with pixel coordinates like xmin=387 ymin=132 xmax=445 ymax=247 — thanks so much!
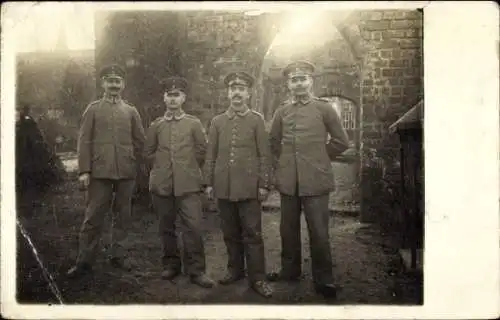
xmin=287 ymin=74 xmax=313 ymax=96
xmin=102 ymin=76 xmax=124 ymax=95
xmin=228 ymin=84 xmax=250 ymax=107
xmin=164 ymin=90 xmax=185 ymax=109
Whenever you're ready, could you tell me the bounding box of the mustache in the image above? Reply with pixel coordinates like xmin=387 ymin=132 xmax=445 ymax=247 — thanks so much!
xmin=231 ymin=95 xmax=243 ymax=99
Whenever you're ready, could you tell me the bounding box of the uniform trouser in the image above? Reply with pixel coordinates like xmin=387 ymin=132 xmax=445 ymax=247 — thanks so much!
xmin=217 ymin=199 xmax=266 ymax=284
xmin=152 ymin=192 xmax=206 ymax=277
xmin=279 ymin=193 xmax=334 ymax=285
xmin=76 ymin=178 xmax=135 ymax=266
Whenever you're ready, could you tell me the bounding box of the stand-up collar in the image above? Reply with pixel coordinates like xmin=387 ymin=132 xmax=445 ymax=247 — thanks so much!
xmin=291 ymin=93 xmax=313 ymax=105
xmin=226 ymin=105 xmax=250 ymax=119
xmin=164 ymin=109 xmax=186 ymax=121
xmin=103 ymin=94 xmax=122 ymax=104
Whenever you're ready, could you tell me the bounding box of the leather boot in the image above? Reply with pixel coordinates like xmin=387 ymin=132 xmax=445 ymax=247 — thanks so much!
xmin=251 ymin=280 xmax=273 ymax=298
xmin=218 ymin=272 xmax=245 ymax=285
xmin=191 ymin=273 xmax=216 ymax=288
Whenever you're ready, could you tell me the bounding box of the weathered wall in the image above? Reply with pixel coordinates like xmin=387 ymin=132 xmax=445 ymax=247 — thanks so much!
xmin=179 ymin=11 xmax=279 ymax=128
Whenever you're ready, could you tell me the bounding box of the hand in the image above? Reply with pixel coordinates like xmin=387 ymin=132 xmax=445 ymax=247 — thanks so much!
xmin=78 ymin=173 xmax=90 ymax=190
xmin=205 ymin=186 xmax=214 ymax=201
xmin=258 ymin=188 xmax=269 ymax=202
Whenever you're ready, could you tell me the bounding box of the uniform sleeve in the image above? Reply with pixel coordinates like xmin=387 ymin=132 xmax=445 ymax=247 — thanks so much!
xmin=131 ymin=107 xmax=146 ymax=162
xmin=143 ymin=122 xmax=158 ymax=167
xmin=321 ymin=103 xmax=350 ymax=155
xmin=77 ymin=104 xmax=95 ymax=175
xmin=192 ymin=119 xmax=208 ymax=169
xmin=269 ymin=107 xmax=283 ymax=169
xmin=255 ymin=114 xmax=272 ymax=190
xmin=203 ymin=118 xmax=218 ymax=187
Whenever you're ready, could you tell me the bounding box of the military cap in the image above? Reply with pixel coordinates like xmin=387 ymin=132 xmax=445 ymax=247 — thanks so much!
xmin=99 ymin=64 xmax=126 ymax=79
xmin=161 ymin=76 xmax=188 ymax=93
xmin=282 ymin=60 xmax=316 ymax=78
xmin=224 ymin=71 xmax=254 ymax=88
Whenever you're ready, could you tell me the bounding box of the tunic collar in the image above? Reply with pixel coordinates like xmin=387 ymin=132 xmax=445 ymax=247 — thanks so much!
xmin=291 ymin=93 xmax=313 ymax=105
xmin=103 ymin=94 xmax=122 ymax=104
xmin=164 ymin=109 xmax=185 ymax=121
xmin=226 ymin=106 xmax=250 ymax=119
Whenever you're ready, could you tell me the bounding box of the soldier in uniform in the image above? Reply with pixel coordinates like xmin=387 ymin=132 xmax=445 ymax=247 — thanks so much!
xmin=144 ymin=76 xmax=215 ymax=288
xmin=266 ymin=61 xmax=350 ymax=299
xmin=204 ymin=71 xmax=273 ymax=298
xmin=67 ymin=64 xmax=146 ymax=278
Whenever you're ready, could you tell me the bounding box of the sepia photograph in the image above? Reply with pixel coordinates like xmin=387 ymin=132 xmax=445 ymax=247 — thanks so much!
xmin=12 ymin=3 xmax=424 ymax=306
xmin=2 ymin=1 xmax=499 ymax=319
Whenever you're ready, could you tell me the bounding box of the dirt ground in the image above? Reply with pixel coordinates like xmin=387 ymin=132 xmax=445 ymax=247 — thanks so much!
xmin=16 ymin=179 xmax=422 ymax=305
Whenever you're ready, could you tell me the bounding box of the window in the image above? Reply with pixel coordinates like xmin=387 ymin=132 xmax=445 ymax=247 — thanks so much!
xmin=322 ymin=96 xmax=357 ymax=130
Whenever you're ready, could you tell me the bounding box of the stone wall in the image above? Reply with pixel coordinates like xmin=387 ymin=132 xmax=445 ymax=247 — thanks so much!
xmin=179 ymin=11 xmax=279 ymax=129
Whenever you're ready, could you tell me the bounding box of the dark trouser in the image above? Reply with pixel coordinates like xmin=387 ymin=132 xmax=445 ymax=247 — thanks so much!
xmin=217 ymin=199 xmax=266 ymax=283
xmin=279 ymin=193 xmax=334 ymax=285
xmin=152 ymin=192 xmax=206 ymax=276
xmin=77 ymin=178 xmax=135 ymax=266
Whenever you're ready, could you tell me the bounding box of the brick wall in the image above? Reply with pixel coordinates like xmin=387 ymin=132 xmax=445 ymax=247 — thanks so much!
xmin=357 ymin=10 xmax=423 ymax=222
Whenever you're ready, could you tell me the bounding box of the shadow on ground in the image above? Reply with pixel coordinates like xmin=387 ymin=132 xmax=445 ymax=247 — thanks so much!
xmin=16 ymin=179 xmax=422 ymax=305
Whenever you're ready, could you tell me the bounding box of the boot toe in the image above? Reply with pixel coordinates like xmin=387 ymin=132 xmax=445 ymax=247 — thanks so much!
xmin=161 ymin=268 xmax=180 ymax=280
xmin=191 ymin=274 xmax=216 ymax=288
xmin=315 ymin=284 xmax=337 ymax=298
xmin=252 ymin=280 xmax=273 ymax=298
xmin=218 ymin=273 xmax=245 ymax=285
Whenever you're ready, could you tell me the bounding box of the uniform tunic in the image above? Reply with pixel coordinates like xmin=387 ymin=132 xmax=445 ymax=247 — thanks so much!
xmin=269 ymin=96 xmax=350 ymax=196
xmin=144 ymin=112 xmax=207 ymax=197
xmin=78 ymin=97 xmax=146 ymax=179
xmin=204 ymin=108 xmax=271 ymax=201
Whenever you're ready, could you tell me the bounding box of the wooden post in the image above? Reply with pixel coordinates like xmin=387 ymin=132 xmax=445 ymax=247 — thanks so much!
xmin=410 ymin=134 xmax=418 ymax=270
xmin=399 ymin=132 xmax=406 ymax=249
